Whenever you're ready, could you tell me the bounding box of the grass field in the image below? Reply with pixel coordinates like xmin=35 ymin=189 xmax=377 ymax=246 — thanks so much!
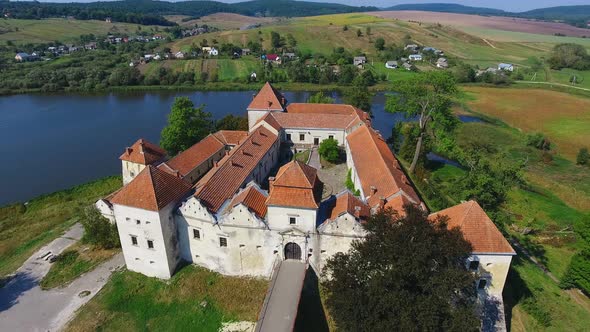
xmin=462 ymin=86 xmax=590 ymax=162
xmin=40 ymin=243 xmax=119 ymax=289
xmin=166 ymin=13 xmax=277 ymax=30
xmin=0 ymin=176 xmax=121 ymax=277
xmin=0 ymin=18 xmax=165 ymax=44
xmin=64 ymin=265 xmax=268 ymax=332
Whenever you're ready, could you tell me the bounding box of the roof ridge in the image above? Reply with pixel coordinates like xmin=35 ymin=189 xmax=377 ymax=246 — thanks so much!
xmin=461 ymin=200 xmax=476 ymax=227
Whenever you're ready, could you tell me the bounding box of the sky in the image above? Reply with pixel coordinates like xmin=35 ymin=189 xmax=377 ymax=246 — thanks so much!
xmin=30 ymin=0 xmax=588 ymax=13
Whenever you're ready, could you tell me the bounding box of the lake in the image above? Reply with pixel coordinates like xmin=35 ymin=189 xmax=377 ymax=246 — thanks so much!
xmin=0 ymin=91 xmax=404 ymax=205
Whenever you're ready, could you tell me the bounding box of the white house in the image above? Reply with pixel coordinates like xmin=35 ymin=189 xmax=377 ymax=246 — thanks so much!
xmin=409 ymin=54 xmax=423 ymax=61
xmin=498 ymin=63 xmax=514 ymax=72
xmin=385 ymin=60 xmax=398 ymax=69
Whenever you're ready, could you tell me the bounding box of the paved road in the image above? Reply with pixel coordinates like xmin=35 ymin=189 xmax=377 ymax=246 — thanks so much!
xmin=308 ymin=148 xmax=321 ymax=170
xmin=256 ymin=260 xmax=307 ymax=332
xmin=0 ymin=223 xmax=124 ymax=332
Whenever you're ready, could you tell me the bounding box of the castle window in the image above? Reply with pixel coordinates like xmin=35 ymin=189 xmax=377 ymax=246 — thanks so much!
xmin=478 ymin=279 xmax=487 ymax=290
xmin=286 ymin=133 xmax=292 ymax=141
xmin=147 ymin=240 xmax=154 ymax=249
xmin=125 ymin=217 xmax=130 ymax=221
xmin=130 ymin=171 xmax=135 ymax=177
xmin=130 ymin=235 xmax=138 ymax=246
xmin=289 ymin=216 xmax=297 ymax=225
xmin=328 ymin=135 xmax=334 ymax=140
xmin=193 ymin=229 xmax=201 ymax=240
xmin=469 ymin=260 xmax=479 ymax=271
xmin=219 ymin=237 xmax=227 ymax=247
xmin=299 ymin=133 xmax=305 ymax=141
xmin=136 ymin=219 xmax=140 ymax=225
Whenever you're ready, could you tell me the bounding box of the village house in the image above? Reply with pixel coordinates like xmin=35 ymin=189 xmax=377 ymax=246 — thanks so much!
xmin=263 ymin=54 xmax=281 ymax=64
xmin=14 ymin=52 xmax=34 ymax=62
xmin=385 ymin=60 xmax=398 ymax=69
xmin=105 ymin=17 xmax=112 ymax=23
xmin=353 ymin=56 xmax=366 ymax=67
xmin=402 ymin=62 xmax=413 ymax=71
xmin=242 ymin=48 xmax=251 ymax=56
xmin=174 ymin=51 xmax=185 ymax=59
xmin=498 ymin=63 xmax=514 ymax=72
xmin=409 ymin=54 xmax=423 ymax=61
xmin=404 ymin=44 xmax=419 ymax=52
xmin=97 ymin=82 xmax=515 ymax=327
xmin=436 ymin=57 xmax=449 ymax=69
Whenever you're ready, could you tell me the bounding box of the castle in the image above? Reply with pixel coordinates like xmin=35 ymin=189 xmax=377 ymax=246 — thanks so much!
xmin=96 ymin=82 xmax=515 ymax=300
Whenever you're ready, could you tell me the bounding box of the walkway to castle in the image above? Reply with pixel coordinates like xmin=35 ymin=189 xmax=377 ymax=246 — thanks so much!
xmin=255 ymin=260 xmax=307 ymax=332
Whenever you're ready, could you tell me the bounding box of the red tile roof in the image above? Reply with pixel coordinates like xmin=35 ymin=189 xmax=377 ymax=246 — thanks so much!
xmin=273 ymin=161 xmax=318 ymax=188
xmin=267 ymin=161 xmax=321 ymax=209
xmin=429 ymin=201 xmax=515 ymax=254
xmin=287 ymin=103 xmax=370 ymax=123
xmin=271 ymin=112 xmax=362 ymax=130
xmin=213 ymin=130 xmax=248 ymax=146
xmin=324 ymin=191 xmax=370 ymax=221
xmin=256 ymin=112 xmax=283 ymax=131
xmin=346 ymin=125 xmax=421 ymax=209
xmin=228 ymin=185 xmax=268 ymax=218
xmin=161 ymin=135 xmax=225 ymax=177
xmin=247 ymin=82 xmax=286 ymax=111
xmin=195 ymin=126 xmax=279 ymax=213
xmin=119 ymin=139 xmax=166 ymax=165
xmin=110 ymin=165 xmax=192 ymax=211
xmin=384 ymin=195 xmax=413 ymax=216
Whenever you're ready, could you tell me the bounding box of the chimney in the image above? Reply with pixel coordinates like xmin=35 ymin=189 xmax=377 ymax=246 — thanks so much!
xmin=379 ymin=196 xmax=386 ymax=209
xmin=281 ymin=97 xmax=286 ymax=106
xmin=226 ymin=150 xmax=230 ymax=156
xmin=370 ymin=186 xmax=377 ymax=195
xmin=268 ymin=177 xmax=275 ymax=193
xmin=125 ymin=147 xmax=132 ymax=155
xmin=214 ymin=161 xmax=219 ymax=167
xmin=354 ymin=206 xmax=361 ymax=218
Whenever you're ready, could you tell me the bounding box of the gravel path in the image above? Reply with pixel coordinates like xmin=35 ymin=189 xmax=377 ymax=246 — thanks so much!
xmin=0 ymin=223 xmax=124 ymax=332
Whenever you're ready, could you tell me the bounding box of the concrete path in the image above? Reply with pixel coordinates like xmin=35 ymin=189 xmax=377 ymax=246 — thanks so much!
xmin=256 ymin=260 xmax=307 ymax=332
xmin=308 ymin=148 xmax=321 ymax=170
xmin=0 ymin=223 xmax=124 ymax=332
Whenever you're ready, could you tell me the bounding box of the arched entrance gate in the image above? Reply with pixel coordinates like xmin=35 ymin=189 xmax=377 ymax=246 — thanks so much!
xmin=284 ymin=242 xmax=302 ymax=260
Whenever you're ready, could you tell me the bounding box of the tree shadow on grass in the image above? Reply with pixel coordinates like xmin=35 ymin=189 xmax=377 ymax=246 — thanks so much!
xmin=294 ymin=268 xmax=329 ymax=332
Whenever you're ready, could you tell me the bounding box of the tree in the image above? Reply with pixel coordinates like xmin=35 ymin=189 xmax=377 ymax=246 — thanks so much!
xmin=374 ymin=37 xmax=385 ymax=51
xmin=548 ymin=43 xmax=590 ymax=70
xmin=286 ymin=33 xmax=297 ymax=48
xmin=318 ymin=138 xmax=340 ymax=163
xmin=343 ymin=25 xmax=348 ymax=31
xmin=386 ymin=71 xmax=458 ymax=174
xmin=307 ymin=91 xmax=334 ymax=104
xmin=365 ymin=26 xmax=371 ymax=36
xmin=323 ymin=206 xmax=479 ymax=332
xmin=215 ymin=114 xmax=248 ymax=131
xmin=80 ymin=207 xmax=119 ymax=249
xmin=270 ymin=31 xmax=282 ymax=49
xmin=577 ymin=147 xmax=589 ymax=165
xmin=344 ymin=76 xmax=372 ymax=112
xmin=160 ymin=97 xmax=214 ymax=155
xmin=356 ymin=29 xmax=362 ymax=37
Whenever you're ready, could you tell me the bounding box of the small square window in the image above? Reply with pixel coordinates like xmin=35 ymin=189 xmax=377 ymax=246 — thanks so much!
xmin=469 ymin=260 xmax=479 ymax=271
xmin=136 ymin=219 xmax=140 ymax=225
xmin=289 ymin=217 xmax=297 ymax=225
xmin=299 ymin=134 xmax=305 ymax=141
xmin=286 ymin=133 xmax=292 ymax=141
xmin=193 ymin=229 xmax=201 ymax=239
xmin=219 ymin=237 xmax=227 ymax=247
xmin=478 ymin=279 xmax=487 ymax=289
xmin=130 ymin=235 xmax=138 ymax=246
xmin=147 ymin=240 xmax=154 ymax=249
xmin=328 ymin=135 xmax=334 ymax=140
xmin=125 ymin=217 xmax=130 ymax=221
xmin=130 ymin=172 xmax=135 ymax=177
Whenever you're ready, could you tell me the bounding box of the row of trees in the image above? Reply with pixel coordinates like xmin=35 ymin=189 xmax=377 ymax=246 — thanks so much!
xmin=548 ymin=43 xmax=590 ymax=70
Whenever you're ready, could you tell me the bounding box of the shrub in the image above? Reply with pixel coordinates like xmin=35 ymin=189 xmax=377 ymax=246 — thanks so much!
xmin=521 ymin=296 xmax=552 ymax=327
xmin=80 ymin=207 xmax=120 ymax=249
xmin=577 ymin=147 xmax=589 ymax=165
xmin=319 ymin=138 xmax=340 ymax=163
xmin=526 ymin=132 xmax=551 ymax=150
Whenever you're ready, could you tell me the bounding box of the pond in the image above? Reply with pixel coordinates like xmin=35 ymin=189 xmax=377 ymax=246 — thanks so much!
xmin=0 ymin=90 xmax=406 ymax=205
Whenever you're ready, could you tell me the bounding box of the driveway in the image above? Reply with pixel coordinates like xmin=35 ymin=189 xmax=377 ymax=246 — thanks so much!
xmin=0 ymin=223 xmax=124 ymax=332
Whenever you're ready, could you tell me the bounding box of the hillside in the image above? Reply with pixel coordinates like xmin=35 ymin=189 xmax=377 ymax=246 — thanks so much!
xmin=385 ymin=3 xmax=506 ymax=16
xmin=0 ymin=0 xmax=378 ymax=26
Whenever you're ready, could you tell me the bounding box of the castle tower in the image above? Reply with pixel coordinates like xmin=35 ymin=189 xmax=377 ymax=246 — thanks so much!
xmin=110 ymin=165 xmax=192 ymax=279
xmin=119 ymin=139 xmax=166 ymax=185
xmin=247 ymin=82 xmax=287 ymax=130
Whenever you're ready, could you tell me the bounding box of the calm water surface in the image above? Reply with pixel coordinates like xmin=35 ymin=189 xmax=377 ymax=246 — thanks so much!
xmin=0 ymin=91 xmax=404 ymax=205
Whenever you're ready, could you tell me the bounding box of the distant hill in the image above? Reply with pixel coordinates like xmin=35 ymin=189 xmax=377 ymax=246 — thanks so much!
xmin=384 ymin=3 xmax=590 ymax=28
xmin=384 ymin=3 xmax=506 ymax=16
xmin=0 ymin=0 xmax=378 ymax=26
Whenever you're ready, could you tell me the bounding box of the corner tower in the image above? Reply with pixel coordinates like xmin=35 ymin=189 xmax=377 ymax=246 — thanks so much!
xmin=119 ymin=139 xmax=166 ymax=185
xmin=247 ymin=82 xmax=287 ymax=130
